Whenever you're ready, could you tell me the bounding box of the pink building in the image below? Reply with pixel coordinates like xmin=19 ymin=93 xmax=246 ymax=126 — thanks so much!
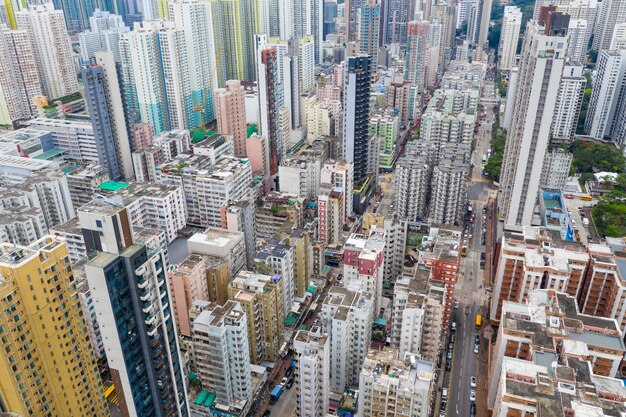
xmin=132 ymin=122 xmax=155 ymax=151
xmin=169 ymin=254 xmax=209 ymax=337
xmin=342 ymin=230 xmax=386 ymax=314
xmin=214 ymin=80 xmax=247 ymax=157
xmin=246 ymin=133 xmax=269 ymax=176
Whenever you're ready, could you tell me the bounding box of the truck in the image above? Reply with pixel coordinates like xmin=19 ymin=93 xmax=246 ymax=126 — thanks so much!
xmin=270 ymin=386 xmax=283 ymax=404
xmin=475 ymin=314 xmax=482 ymax=329
xmin=583 ymin=218 xmax=589 ymax=227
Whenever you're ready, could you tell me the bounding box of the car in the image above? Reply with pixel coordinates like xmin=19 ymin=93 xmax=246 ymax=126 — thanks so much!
xmin=470 ymin=390 xmax=476 ymax=402
xmin=286 ymin=378 xmax=295 ymax=389
xmin=471 ymin=376 xmax=476 ymax=387
xmin=565 ymin=194 xmax=574 ymax=199
xmin=442 ymin=388 xmax=448 ymax=400
xmin=449 ymin=334 xmax=455 ymax=343
xmin=474 ymin=344 xmax=479 ymax=354
xmin=285 ymin=367 xmax=293 ymax=377
xmin=263 ymin=411 xmax=271 ymax=417
xmin=446 ymin=360 xmax=451 ymax=371
xmin=280 ymin=377 xmax=288 ymax=387
xmin=440 ymin=400 xmax=447 ymax=411
xmin=447 ymin=350 xmax=452 ymax=359
xmin=480 ymin=263 xmax=485 ymax=270
xmin=475 ymin=335 xmax=480 ymax=345
xmin=454 ymin=300 xmax=459 ymax=309
xmin=480 ymin=253 xmax=486 ymax=261
xmin=470 ymin=403 xmax=477 ymax=417
xmin=451 ymin=322 xmax=457 ymax=331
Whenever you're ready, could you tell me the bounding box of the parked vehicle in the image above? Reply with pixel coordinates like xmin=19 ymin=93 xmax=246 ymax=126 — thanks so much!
xmin=270 ymin=386 xmax=283 ymax=404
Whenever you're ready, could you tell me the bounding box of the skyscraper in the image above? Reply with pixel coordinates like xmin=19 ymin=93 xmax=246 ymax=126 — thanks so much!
xmin=468 ymin=0 xmax=493 ymax=47
xmin=343 ymin=55 xmax=372 ymax=184
xmin=79 ymin=198 xmax=190 ymax=417
xmin=345 ymin=0 xmax=366 ymax=41
xmin=405 ymin=21 xmax=430 ymax=93
xmin=498 ymin=6 xmax=522 ymax=70
xmin=169 ymin=0 xmax=217 ymax=124
xmin=78 ymin=8 xmax=130 ymax=63
xmin=0 ymin=237 xmax=110 ymax=417
xmin=52 ymin=0 xmax=99 ymax=32
xmin=214 ymin=80 xmax=248 ymax=157
xmin=16 ymin=2 xmax=79 ymax=100
xmin=126 ymin=20 xmax=193 ymax=134
xmin=381 ymin=0 xmax=415 ymax=45
xmin=0 ymin=26 xmax=42 ymax=127
xmin=585 ymin=49 xmax=626 ymax=141
xmin=292 ymin=0 xmax=324 ymax=63
xmin=81 ymin=51 xmax=134 ymax=180
xmin=551 ymin=61 xmax=586 ymax=144
xmin=256 ymin=34 xmax=283 ymax=176
xmin=499 ymin=14 xmax=569 ymax=226
xmin=357 ymin=0 xmax=381 ymax=69
xmin=593 ymin=0 xmax=626 ymax=50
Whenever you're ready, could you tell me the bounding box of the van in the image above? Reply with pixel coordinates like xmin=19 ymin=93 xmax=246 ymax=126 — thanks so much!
xmin=442 ymin=388 xmax=448 ymax=400
xmin=451 ymin=322 xmax=457 ymax=332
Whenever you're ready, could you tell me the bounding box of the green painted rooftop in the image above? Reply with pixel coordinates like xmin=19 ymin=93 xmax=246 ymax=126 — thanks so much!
xmin=98 ymin=181 xmax=129 ymax=191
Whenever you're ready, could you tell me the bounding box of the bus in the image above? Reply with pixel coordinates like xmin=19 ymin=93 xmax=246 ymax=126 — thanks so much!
xmin=580 ymin=195 xmax=593 ymax=201
xmin=475 ymin=314 xmax=482 ymax=329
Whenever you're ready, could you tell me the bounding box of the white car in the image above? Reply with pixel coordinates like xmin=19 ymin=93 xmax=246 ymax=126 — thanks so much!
xmin=470 ymin=390 xmax=476 ymax=402
xmin=474 ymin=345 xmax=479 ymax=354
xmin=280 ymin=377 xmax=288 ymax=387
xmin=454 ymin=300 xmax=459 ymax=309
xmin=470 ymin=376 xmax=476 ymax=388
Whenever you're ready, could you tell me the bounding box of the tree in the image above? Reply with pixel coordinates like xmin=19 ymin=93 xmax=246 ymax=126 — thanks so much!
xmin=572 ymin=141 xmax=626 ymax=174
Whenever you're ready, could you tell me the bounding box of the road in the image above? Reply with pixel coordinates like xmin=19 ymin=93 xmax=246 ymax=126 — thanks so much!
xmin=441 ymin=80 xmax=497 ymax=417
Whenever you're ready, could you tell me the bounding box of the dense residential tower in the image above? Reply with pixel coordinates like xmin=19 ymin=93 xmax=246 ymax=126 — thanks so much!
xmin=79 ymin=199 xmax=190 ymax=417
xmin=551 ymin=61 xmax=586 ymax=144
xmin=357 ymin=0 xmax=381 ymax=69
xmin=169 ymin=0 xmax=216 ymax=124
xmin=293 ymin=328 xmax=330 ymax=417
xmin=126 ymin=20 xmax=193 ymax=134
xmin=499 ymin=16 xmax=569 ymax=226
xmin=16 ymin=2 xmax=79 ymax=100
xmin=498 ymin=6 xmax=522 ymax=70
xmin=343 ymin=55 xmax=372 ymax=184
xmin=0 ymin=237 xmax=110 ymax=417
xmin=0 ymin=26 xmax=42 ymax=127
xmin=214 ymin=80 xmax=248 ymax=157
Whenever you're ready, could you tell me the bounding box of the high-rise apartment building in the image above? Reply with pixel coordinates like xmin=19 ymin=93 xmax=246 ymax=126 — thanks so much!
xmin=611 ymin=22 xmax=626 ymax=49
xmin=0 ymin=237 xmax=110 ymax=417
xmin=78 ymin=9 xmax=129 ymax=63
xmin=551 ymin=61 xmax=586 ymax=144
xmin=82 ymin=51 xmax=134 ymax=180
xmin=405 ymin=21 xmax=430 ymax=94
xmin=256 ymin=35 xmax=283 ymax=176
xmin=223 ymin=199 xmax=257 ymax=270
xmin=358 ymin=347 xmax=434 ymax=417
xmin=79 ymin=199 xmax=189 ymax=417
xmin=369 ymin=111 xmax=399 ymax=169
xmin=320 ymin=159 xmax=353 ymax=220
xmin=499 ymin=16 xmax=569 ymax=226
xmin=344 ymin=0 xmax=366 ymax=41
xmin=228 ymin=270 xmax=285 ymax=364
xmin=566 ymin=18 xmax=588 ymax=62
xmin=498 ymin=6 xmax=522 ymax=70
xmin=488 ymin=290 xmax=626 ymax=414
xmin=293 ymin=328 xmax=330 ymax=417
xmin=190 ymin=300 xmax=253 ymax=407
xmin=214 ymin=80 xmax=247 ymax=157
xmin=343 ymin=55 xmax=372 ymax=184
xmin=395 ymin=143 xmax=431 ymax=221
xmin=491 ymin=226 xmax=589 ymax=322
xmin=343 ymin=230 xmax=386 ymax=313
xmin=592 ymin=0 xmax=626 ymax=50
xmin=578 ymin=244 xmax=626 ymax=331
xmin=540 ymin=148 xmax=573 ymax=190
xmin=357 ymin=0 xmax=381 ymax=68
xmin=125 ymin=20 xmax=193 ymax=133
xmin=0 ymin=26 xmax=42 ymax=127
xmin=381 ymin=0 xmax=414 ymax=45
xmin=16 ymin=2 xmax=79 ymax=100
xmin=170 ymin=254 xmax=209 ymax=337
xmin=157 ymin=153 xmax=252 ymax=227
xmin=468 ymin=0 xmax=493 ymax=47
xmin=169 ymin=0 xmax=216 ymax=124
xmin=585 ymin=49 xmax=626 ymax=141
xmin=255 ymin=240 xmax=295 ymax=316
xmin=429 ymin=149 xmax=470 ymax=225
xmin=320 ymin=286 xmax=374 ymax=392
xmin=392 ymin=271 xmax=445 ymax=363
xmin=208 ymin=0 xmax=258 ymax=83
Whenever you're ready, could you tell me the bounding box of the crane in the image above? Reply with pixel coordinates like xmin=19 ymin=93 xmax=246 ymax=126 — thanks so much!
xmin=193 ymin=45 xmax=224 ymax=130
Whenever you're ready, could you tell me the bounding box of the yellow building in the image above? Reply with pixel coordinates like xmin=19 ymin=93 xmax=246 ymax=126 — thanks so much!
xmin=205 ymin=255 xmax=231 ymax=305
xmin=361 ymin=212 xmax=384 ymax=235
xmin=0 ymin=237 xmax=109 ymax=417
xmin=288 ymin=228 xmax=312 ymax=298
xmin=228 ymin=270 xmax=284 ymax=364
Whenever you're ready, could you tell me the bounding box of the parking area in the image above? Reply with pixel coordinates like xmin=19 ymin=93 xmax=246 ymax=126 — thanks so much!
xmin=561 ymin=195 xmax=596 ymax=244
